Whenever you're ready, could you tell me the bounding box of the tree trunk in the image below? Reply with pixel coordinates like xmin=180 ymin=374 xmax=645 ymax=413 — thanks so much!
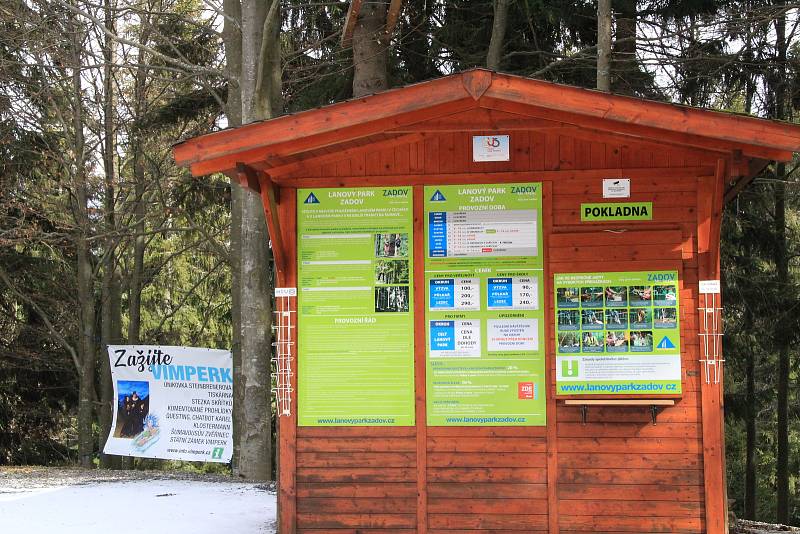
xmin=352 ymin=1 xmax=388 ymax=96
xmin=738 ymin=70 xmax=757 ymax=519
xmin=401 ymin=0 xmax=437 ymax=83
xmin=612 ymin=0 xmax=636 ymax=94
xmin=775 ymin=157 xmax=789 ymax=523
xmin=223 ymin=0 xmax=244 ymax=475
xmin=128 ymin=16 xmax=151 ymax=346
xmin=596 ymin=0 xmax=612 ymax=92
xmin=234 ymin=0 xmax=281 ymax=481
xmin=745 ymin=335 xmax=757 ymax=519
xmin=69 ymin=12 xmax=95 ymax=469
xmin=486 ymin=0 xmax=512 ymax=70
xmin=98 ymin=0 xmax=120 ymax=469
xmin=772 ymin=5 xmax=789 ymax=524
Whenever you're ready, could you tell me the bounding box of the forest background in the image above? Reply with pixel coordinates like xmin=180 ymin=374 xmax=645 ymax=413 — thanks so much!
xmin=1 ymin=0 xmax=799 ymax=526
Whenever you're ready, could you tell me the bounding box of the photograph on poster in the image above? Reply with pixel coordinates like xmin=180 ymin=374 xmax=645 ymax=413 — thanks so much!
xmin=630 ymin=307 xmax=653 ymax=328
xmin=605 ymin=286 xmax=628 ymax=307
xmin=581 ymin=309 xmax=604 ymax=330
xmin=114 ymin=380 xmax=149 ymax=439
xmin=375 ymin=233 xmax=409 ymax=258
xmin=605 ymin=308 xmax=627 ymax=328
xmin=605 ymin=331 xmax=629 ymax=352
xmin=654 ymin=285 xmax=678 ymax=306
xmin=558 ymin=332 xmax=580 ymax=352
xmin=375 ymin=286 xmax=409 ymax=312
xmin=582 ymin=331 xmax=604 ymax=352
xmin=557 ymin=287 xmax=580 ymax=308
xmin=558 ymin=310 xmax=579 ymax=330
xmin=581 ymin=286 xmax=603 ymax=307
xmin=631 ymin=330 xmax=654 ymax=351
xmin=374 ymin=260 xmax=409 ymax=285
xmin=630 ymin=285 xmax=652 ymax=305
xmin=655 ymin=307 xmax=678 ymax=328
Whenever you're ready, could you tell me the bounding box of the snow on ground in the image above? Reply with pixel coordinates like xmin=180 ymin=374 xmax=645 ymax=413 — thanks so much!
xmin=0 ymin=467 xmax=277 ymax=534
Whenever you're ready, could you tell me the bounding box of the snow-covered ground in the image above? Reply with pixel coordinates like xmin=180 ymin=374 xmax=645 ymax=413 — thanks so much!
xmin=0 ymin=467 xmax=277 ymax=534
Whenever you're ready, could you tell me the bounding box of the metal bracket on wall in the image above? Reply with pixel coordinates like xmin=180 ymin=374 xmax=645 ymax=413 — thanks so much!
xmin=565 ymin=399 xmax=675 ymax=426
xmin=698 ymin=291 xmax=724 ymax=385
xmin=272 ymin=291 xmax=295 ymax=417
xmin=650 ymin=404 xmax=660 ymax=425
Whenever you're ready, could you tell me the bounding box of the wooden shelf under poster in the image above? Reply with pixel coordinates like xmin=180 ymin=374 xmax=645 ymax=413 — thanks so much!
xmin=561 ymin=397 xmax=678 ymax=425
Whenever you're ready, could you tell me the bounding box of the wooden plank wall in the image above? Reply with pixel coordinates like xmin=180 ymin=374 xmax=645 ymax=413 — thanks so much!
xmin=288 ymin=128 xmax=721 ymax=534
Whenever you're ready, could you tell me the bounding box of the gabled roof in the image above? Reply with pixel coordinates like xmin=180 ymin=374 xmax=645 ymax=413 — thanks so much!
xmin=173 ymin=68 xmax=800 ymax=179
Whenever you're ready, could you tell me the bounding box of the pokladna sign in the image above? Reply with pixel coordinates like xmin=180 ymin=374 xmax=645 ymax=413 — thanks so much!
xmin=554 ymin=271 xmax=682 ymax=395
xmin=581 ymin=202 xmax=652 ymax=221
xmin=103 ymin=345 xmax=232 ymax=462
xmin=297 ymin=187 xmax=415 ymax=426
xmin=425 ymin=183 xmax=546 ymax=425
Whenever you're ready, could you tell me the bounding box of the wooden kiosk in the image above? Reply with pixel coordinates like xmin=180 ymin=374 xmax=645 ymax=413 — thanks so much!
xmin=174 ymin=69 xmax=800 ymax=534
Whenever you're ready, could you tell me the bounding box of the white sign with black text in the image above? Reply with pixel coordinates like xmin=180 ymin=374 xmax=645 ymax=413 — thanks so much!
xmin=603 ymin=178 xmax=631 ymax=198
xmin=699 ymin=280 xmax=721 ymax=294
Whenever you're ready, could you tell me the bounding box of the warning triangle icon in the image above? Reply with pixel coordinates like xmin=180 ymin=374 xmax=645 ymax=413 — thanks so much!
xmin=430 ymin=190 xmax=446 ymax=202
xmin=657 ymin=336 xmax=676 ymax=349
xmin=304 ymin=192 xmax=320 ymax=204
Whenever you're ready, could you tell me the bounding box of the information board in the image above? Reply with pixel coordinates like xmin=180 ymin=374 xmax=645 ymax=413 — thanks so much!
xmin=297 ymin=187 xmax=415 ymax=425
xmin=424 ymin=183 xmax=546 ymax=426
xmin=554 ymin=271 xmax=682 ymax=395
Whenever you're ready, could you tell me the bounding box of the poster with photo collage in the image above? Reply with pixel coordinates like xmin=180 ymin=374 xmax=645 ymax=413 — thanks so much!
xmin=554 ymin=271 xmax=682 ymax=396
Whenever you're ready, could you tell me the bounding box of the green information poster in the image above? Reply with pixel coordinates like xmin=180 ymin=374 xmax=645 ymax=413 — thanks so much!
xmin=424 ymin=183 xmax=546 ymax=426
xmin=297 ymin=187 xmax=414 ymax=426
xmin=554 ymin=271 xmax=682 ymax=395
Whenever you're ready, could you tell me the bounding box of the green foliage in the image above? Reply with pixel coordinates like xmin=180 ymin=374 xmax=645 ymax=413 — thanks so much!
xmin=723 ymin=163 xmax=800 ymax=523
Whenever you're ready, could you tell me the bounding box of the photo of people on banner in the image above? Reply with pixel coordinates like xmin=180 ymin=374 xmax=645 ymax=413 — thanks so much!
xmin=114 ymin=381 xmax=150 ymax=438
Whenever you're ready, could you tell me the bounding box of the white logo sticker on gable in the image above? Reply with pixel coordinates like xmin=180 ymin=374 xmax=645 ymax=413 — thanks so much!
xmin=472 ymin=135 xmax=510 ymax=162
xmin=603 ymin=178 xmax=631 ymax=198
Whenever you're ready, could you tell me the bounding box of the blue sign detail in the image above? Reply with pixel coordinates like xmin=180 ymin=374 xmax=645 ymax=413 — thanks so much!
xmin=429 ymin=279 xmax=455 ymax=309
xmin=430 ymin=321 xmax=455 ymax=351
xmin=428 ymin=212 xmax=447 ymax=257
xmin=304 ymin=192 xmax=320 ymax=204
xmin=657 ymin=336 xmax=676 ymax=349
xmin=430 ymin=190 xmax=446 ymax=201
xmin=487 ymin=278 xmax=513 ymax=308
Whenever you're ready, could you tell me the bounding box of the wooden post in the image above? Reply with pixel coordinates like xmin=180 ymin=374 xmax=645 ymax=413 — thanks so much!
xmin=257 ymin=171 xmax=287 ymax=275
xmin=543 ymin=181 xmax=560 ymax=534
xmin=413 ymin=186 xmax=428 ymax=533
xmin=697 ymin=159 xmax=726 ymax=534
xmin=276 ymin=187 xmax=297 ymax=534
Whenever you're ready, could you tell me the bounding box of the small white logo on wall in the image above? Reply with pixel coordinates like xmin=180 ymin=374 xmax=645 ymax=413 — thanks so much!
xmin=473 ymin=135 xmax=510 ymax=162
xmin=603 ymin=178 xmax=631 ymax=198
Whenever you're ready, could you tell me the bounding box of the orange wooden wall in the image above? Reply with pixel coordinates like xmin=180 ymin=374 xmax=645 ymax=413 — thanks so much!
xmin=276 ymin=126 xmax=726 ymax=534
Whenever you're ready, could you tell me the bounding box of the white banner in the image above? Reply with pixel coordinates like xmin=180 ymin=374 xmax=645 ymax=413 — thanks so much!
xmin=104 ymin=345 xmax=233 ymax=463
